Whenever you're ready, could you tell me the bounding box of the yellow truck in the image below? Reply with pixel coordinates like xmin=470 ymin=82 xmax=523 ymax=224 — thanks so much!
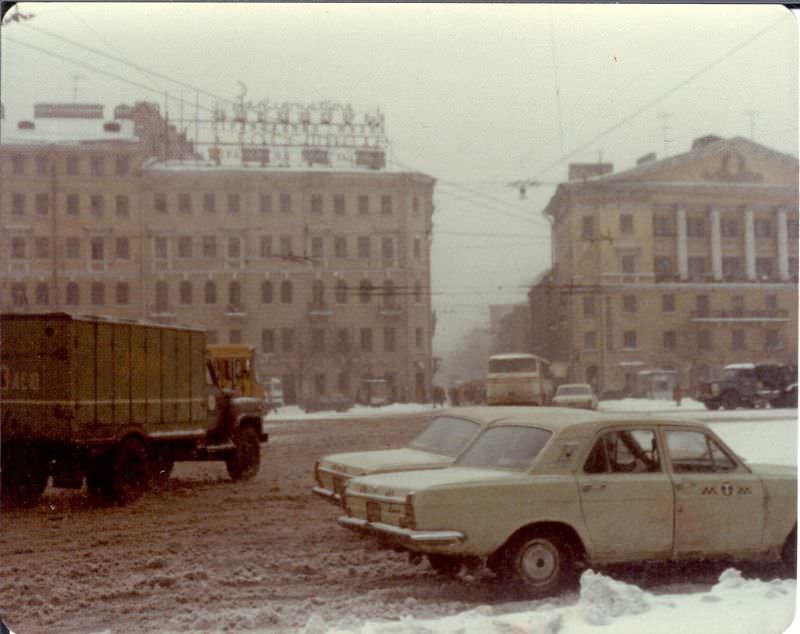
xmin=0 ymin=313 xmax=268 ymax=507
xmin=206 ymin=344 xmax=267 ymax=409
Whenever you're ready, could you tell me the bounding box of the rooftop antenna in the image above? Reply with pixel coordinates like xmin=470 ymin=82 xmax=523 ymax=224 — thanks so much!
xmin=71 ymin=73 xmax=85 ymax=102
xmin=658 ymin=112 xmax=673 ymax=156
xmin=744 ymin=110 xmax=757 ymax=141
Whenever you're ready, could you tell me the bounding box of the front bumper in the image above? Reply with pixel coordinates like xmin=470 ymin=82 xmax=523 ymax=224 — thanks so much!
xmin=312 ymin=485 xmax=341 ymax=504
xmin=337 ymin=515 xmax=465 ymax=546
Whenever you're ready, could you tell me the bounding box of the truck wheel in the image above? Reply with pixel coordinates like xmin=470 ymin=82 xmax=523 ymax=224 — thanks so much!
xmin=497 ymin=530 xmax=574 ymax=597
xmin=704 ymin=401 xmax=720 ymax=411
xmin=110 ymin=437 xmax=150 ymax=505
xmin=226 ymin=427 xmax=260 ymax=482
xmin=1 ymin=455 xmax=48 ymax=509
xmin=427 ymin=554 xmax=462 ymax=577
xmin=721 ymin=391 xmax=739 ymax=410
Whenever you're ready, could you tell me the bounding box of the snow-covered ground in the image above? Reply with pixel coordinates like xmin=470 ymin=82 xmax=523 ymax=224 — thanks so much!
xmin=269 ymin=398 xmax=797 ymax=634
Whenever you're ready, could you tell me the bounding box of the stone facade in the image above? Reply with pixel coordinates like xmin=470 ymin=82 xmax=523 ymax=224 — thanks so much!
xmin=0 ymin=104 xmax=436 ymax=405
xmin=531 ymin=136 xmax=798 ymax=395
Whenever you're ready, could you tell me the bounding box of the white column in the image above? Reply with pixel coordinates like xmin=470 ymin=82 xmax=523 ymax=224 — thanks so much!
xmin=710 ymin=206 xmax=722 ymax=281
xmin=744 ymin=207 xmax=756 ymax=281
xmin=676 ymin=207 xmax=688 ymax=280
xmin=777 ymin=207 xmax=789 ymax=281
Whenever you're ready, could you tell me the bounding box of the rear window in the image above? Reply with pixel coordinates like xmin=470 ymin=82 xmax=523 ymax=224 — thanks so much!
xmin=489 ymin=357 xmax=538 ymax=373
xmin=409 ymin=416 xmax=481 ymax=457
xmin=456 ymin=425 xmax=552 ymax=470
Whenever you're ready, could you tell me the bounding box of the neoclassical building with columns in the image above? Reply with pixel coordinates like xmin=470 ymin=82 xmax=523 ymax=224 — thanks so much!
xmin=529 ymin=135 xmax=798 ymax=395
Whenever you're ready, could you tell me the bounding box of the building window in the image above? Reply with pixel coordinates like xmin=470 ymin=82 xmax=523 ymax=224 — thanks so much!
xmin=688 ymin=256 xmax=706 ymax=279
xmin=154 ymin=281 xmax=169 ymax=312
xmin=90 ymin=156 xmax=104 ymax=176
xmin=12 ymin=193 xmax=25 ymax=216
xmin=584 ymin=331 xmax=597 ymax=350
xmin=334 ymin=194 xmax=345 ymax=215
xmin=65 ymin=282 xmax=79 ymax=306
xmin=622 ymin=295 xmax=637 ymax=313
xmin=756 ymin=257 xmax=774 ymax=279
xmin=281 ymin=328 xmax=295 ymax=353
xmin=262 ymin=329 xmax=275 ymax=354
xmin=154 ymin=193 xmax=167 ymax=213
xmin=35 ymin=155 xmax=49 ymax=176
xmin=229 ymin=330 xmax=242 ymax=344
xmin=178 ymin=236 xmax=193 ymax=259
xmin=203 ymin=193 xmax=216 ymax=213
xmin=335 ymin=280 xmax=347 ymax=304
xmin=358 ymin=236 xmax=371 ymax=259
xmin=358 ymin=195 xmax=369 ymax=215
xmin=695 ymin=294 xmax=709 ymax=316
xmin=653 ymin=215 xmax=673 ymax=237
xmin=66 ymin=155 xmax=79 ymax=176
xmin=280 ymin=280 xmax=293 ymax=304
xmin=663 ymin=330 xmax=677 ymax=350
xmin=227 ymin=193 xmax=240 ymax=214
xmin=178 ymin=193 xmax=192 ymax=214
xmin=311 ymin=329 xmax=325 ymax=353
xmin=765 ymin=294 xmax=778 ymax=311
xmin=116 ymin=282 xmax=130 ymax=305
xmin=310 ymin=194 xmax=323 ymax=214
xmin=360 ymin=328 xmax=372 ymax=352
xmin=11 ymin=155 xmax=25 ymax=175
xmin=415 ymin=327 xmax=423 ymax=349
xmin=765 ymin=329 xmax=782 ymax=350
xmin=228 ymin=281 xmax=242 ymax=311
xmin=336 ymin=328 xmax=350 ymax=353
xmin=115 ymin=195 xmax=130 ymax=218
xmin=227 ymin=237 xmax=241 ymax=260
xmin=91 ymin=237 xmax=105 ymax=261
xmin=621 ymin=254 xmax=636 ymax=274
xmin=581 ymin=216 xmax=594 ymax=239
xmin=34 ymin=237 xmax=50 ymax=259
xmin=623 ymin=330 xmax=637 ymax=349
xmin=687 ymin=216 xmax=705 ymax=237
xmin=204 ymin=280 xmax=217 ymax=304
xmin=732 ymin=330 xmax=746 ymax=350
xmin=67 ymin=194 xmax=79 ymax=216
xmin=414 ymin=280 xmax=423 ymax=304
xmin=115 ymin=155 xmax=130 ymax=176
xmin=179 ymin=281 xmax=192 ymax=305
xmin=10 ymin=283 xmax=25 ymax=306
xmin=654 ymin=256 xmax=673 ymax=280
xmin=722 ymin=257 xmax=741 ymax=279
xmin=754 ymin=218 xmax=772 ymax=238
xmin=583 ymin=295 xmax=595 ymax=316
xmin=35 ymin=193 xmax=50 ymax=216
xmin=66 ymin=237 xmax=80 ymax=259
xmin=260 ymin=236 xmax=272 ymax=258
xmin=311 ymin=237 xmax=324 ymax=261
xmin=382 ymin=280 xmax=396 ymax=307
xmin=259 ymin=193 xmax=272 ymax=214
xmin=311 ymin=280 xmax=325 ymax=308
xmin=697 ymin=329 xmax=712 ymax=351
xmin=90 ymin=195 xmax=104 ymax=217
xmin=381 ymin=237 xmax=394 ymax=261
xmin=620 ymin=214 xmax=633 ymax=233
xmin=279 ymin=193 xmax=292 ymax=213
xmin=383 ymin=328 xmax=396 ymax=352
xmin=721 ymin=217 xmax=739 ymax=237
xmin=662 ymin=294 xmax=675 ymax=313
xmin=381 ymin=195 xmax=393 ymax=214
xmin=278 ymin=236 xmax=292 ymax=258
xmin=359 ymin=280 xmax=372 ymax=304
xmin=35 ymin=282 xmax=49 ymax=305
xmin=203 ymin=236 xmax=216 ymax=258
xmin=314 ymin=373 xmax=325 ymax=396
xmin=91 ymin=283 xmax=105 ymax=306
xmin=334 ymin=236 xmax=347 ymax=258
xmin=154 ymin=237 xmax=168 ymax=260
xmin=261 ymin=280 xmax=273 ymax=303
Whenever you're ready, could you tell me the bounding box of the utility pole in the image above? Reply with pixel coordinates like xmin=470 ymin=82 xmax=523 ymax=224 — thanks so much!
xmin=658 ymin=112 xmax=673 ymax=156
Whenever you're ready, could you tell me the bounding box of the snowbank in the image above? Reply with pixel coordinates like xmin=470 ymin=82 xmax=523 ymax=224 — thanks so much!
xmin=318 ymin=569 xmax=796 ymax=634
xmin=266 ymin=403 xmax=435 ymax=422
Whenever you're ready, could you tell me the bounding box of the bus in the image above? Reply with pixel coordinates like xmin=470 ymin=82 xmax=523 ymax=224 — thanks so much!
xmin=486 ymin=353 xmax=554 ymax=406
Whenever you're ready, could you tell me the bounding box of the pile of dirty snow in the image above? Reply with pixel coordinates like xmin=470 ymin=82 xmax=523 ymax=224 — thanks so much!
xmin=316 ymin=568 xmax=795 ymax=634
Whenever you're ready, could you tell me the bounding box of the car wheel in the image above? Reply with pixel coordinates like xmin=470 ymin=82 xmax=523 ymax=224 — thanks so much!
xmin=427 ymin=554 xmax=462 ymax=577
xmin=226 ymin=426 xmax=260 ymax=482
xmin=782 ymin=527 xmax=796 ymax=577
xmin=499 ymin=530 xmax=574 ymax=597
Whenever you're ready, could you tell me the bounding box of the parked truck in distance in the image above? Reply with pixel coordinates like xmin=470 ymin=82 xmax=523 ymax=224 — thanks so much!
xmin=0 ymin=313 xmax=268 ymax=508
xmin=696 ymin=362 xmax=798 ymax=410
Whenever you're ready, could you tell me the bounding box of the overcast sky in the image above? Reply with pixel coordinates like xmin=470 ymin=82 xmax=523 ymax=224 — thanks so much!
xmin=2 ymin=3 xmax=797 ymax=364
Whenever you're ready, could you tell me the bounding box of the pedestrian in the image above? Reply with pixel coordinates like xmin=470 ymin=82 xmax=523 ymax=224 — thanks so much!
xmin=674 ymin=383 xmax=683 ymax=407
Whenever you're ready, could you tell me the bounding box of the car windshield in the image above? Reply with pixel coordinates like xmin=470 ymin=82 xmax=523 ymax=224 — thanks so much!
xmin=455 ymin=425 xmax=552 ymax=470
xmin=408 ymin=416 xmax=481 ymax=457
xmin=557 ymin=385 xmax=590 ymax=396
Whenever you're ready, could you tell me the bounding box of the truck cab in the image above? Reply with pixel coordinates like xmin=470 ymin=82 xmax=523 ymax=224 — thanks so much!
xmin=206 ymin=344 xmax=267 ymax=412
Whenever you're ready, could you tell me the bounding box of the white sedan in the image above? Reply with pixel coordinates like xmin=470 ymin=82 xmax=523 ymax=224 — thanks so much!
xmin=552 ymin=383 xmax=598 ymax=410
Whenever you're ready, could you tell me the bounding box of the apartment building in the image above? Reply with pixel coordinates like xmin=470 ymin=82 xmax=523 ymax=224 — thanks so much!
xmin=0 ymin=103 xmax=436 ymax=404
xmin=530 ymin=135 xmax=798 ymax=394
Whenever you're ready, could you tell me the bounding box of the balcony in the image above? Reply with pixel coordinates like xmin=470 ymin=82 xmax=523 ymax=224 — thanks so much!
xmin=224 ymin=304 xmax=247 ymax=318
xmin=690 ymin=308 xmax=789 ymax=322
xmin=307 ymin=301 xmax=333 ymax=318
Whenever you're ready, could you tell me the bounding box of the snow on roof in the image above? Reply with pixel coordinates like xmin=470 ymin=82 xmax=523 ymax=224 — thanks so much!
xmin=1 ymin=117 xmax=138 ymax=145
xmin=143 ymin=158 xmax=425 ymax=177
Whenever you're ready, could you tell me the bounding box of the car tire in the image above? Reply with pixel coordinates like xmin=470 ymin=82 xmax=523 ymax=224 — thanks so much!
xmin=427 ymin=554 xmax=462 ymax=577
xmin=226 ymin=426 xmax=260 ymax=482
xmin=498 ymin=529 xmax=575 ymax=597
xmin=782 ymin=527 xmax=796 ymax=578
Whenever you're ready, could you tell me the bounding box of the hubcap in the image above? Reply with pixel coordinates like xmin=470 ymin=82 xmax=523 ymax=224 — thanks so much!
xmin=520 ymin=539 xmax=558 ymax=584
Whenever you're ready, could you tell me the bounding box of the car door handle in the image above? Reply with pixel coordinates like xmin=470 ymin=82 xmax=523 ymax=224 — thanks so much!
xmin=582 ymin=482 xmax=606 ymax=492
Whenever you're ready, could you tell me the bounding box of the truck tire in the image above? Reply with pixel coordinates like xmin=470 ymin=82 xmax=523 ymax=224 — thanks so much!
xmin=721 ymin=391 xmax=740 ymax=410
xmin=704 ymin=401 xmax=720 ymax=411
xmin=88 ymin=438 xmax=150 ymax=505
xmin=1 ymin=453 xmax=48 ymax=509
xmin=226 ymin=426 xmax=260 ymax=482
xmin=495 ymin=529 xmax=575 ymax=598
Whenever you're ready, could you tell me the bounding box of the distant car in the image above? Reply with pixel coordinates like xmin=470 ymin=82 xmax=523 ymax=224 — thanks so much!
xmin=304 ymin=393 xmax=353 ymax=413
xmin=552 ymin=383 xmax=598 ymax=410
xmin=313 ymin=407 xmax=523 ymax=504
xmin=338 ymin=408 xmax=796 ymax=597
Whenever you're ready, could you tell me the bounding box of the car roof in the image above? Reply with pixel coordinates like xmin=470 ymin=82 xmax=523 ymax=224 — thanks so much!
xmin=478 ymin=408 xmax=710 ymax=433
